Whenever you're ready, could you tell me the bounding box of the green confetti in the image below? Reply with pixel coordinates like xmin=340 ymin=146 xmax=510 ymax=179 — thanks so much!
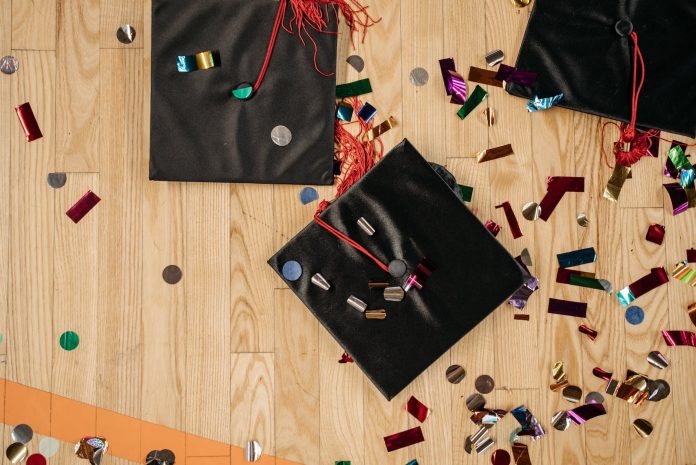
xmin=458 ymin=184 xmax=473 ymax=202
xmin=668 ymin=145 xmax=692 ymax=171
xmin=231 ymin=85 xmax=253 ymax=100
xmin=336 ymin=78 xmax=372 ymax=98
xmin=335 ymin=462 xmax=351 ymax=465
xmin=59 ymin=331 xmax=79 ymax=351
xmin=457 ymin=85 xmax=488 ymax=120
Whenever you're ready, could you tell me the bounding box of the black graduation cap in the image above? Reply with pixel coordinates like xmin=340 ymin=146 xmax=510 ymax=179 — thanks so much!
xmin=149 ymin=0 xmax=337 ymax=183
xmin=268 ymin=139 xmax=524 ymax=400
xmin=507 ymin=0 xmax=696 ymax=138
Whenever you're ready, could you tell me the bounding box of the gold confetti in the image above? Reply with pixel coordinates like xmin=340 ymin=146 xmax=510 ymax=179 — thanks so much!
xmin=366 ymin=116 xmax=397 ymax=141
xmin=365 ymin=309 xmax=387 ymax=320
xmin=603 ymin=165 xmax=631 ymax=202
xmin=632 ymin=418 xmax=653 ymax=438
xmin=562 ymin=385 xmax=582 ymax=403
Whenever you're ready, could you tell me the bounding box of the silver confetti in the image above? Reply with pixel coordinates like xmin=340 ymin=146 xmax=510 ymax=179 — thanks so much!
xmin=577 ymin=213 xmax=590 ymax=227
xmin=383 ymin=286 xmax=404 ymax=302
xmin=485 ymin=49 xmax=505 ymax=67
xmin=520 ymin=248 xmax=533 ymax=267
xmin=116 ymin=24 xmax=136 ymax=44
xmin=6 ymin=443 xmax=27 ymax=464
xmin=244 ymin=440 xmax=262 ymax=462
xmin=346 ymin=55 xmax=364 ymax=73
xmin=598 ymin=279 xmax=613 ymax=295
xmin=11 ymin=424 xmax=33 ymax=444
xmin=475 ymin=437 xmax=494 ymax=454
xmin=585 ymin=391 xmax=605 ymax=404
xmin=647 ymin=350 xmax=669 ymax=369
xmin=347 ymin=295 xmax=367 ymax=313
xmin=0 ymin=55 xmax=19 ymax=74
xmin=47 ymin=172 xmax=67 ymax=188
xmin=357 ymin=217 xmax=375 ymax=235
xmin=551 ymin=411 xmax=570 ymax=431
xmin=466 ymin=393 xmax=486 ymax=412
xmin=446 ymin=364 xmax=466 ymax=384
xmin=311 ymin=273 xmax=330 ymax=291
xmin=39 ymin=438 xmax=60 ymax=458
xmin=409 ymin=67 xmax=429 ymax=86
xmin=522 ymin=201 xmax=541 ymax=221
xmin=271 ymin=125 xmax=292 ymax=146
xmin=470 ymin=425 xmax=488 ymax=445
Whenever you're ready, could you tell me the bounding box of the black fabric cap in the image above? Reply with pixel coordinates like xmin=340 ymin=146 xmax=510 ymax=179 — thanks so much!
xmin=507 ymin=0 xmax=696 ymax=138
xmin=268 ymin=139 xmax=524 ymax=400
xmin=150 ymin=0 xmax=337 ymax=183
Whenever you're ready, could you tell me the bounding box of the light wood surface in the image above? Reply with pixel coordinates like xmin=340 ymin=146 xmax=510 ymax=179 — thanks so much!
xmin=2 ymin=1 xmax=695 ymax=465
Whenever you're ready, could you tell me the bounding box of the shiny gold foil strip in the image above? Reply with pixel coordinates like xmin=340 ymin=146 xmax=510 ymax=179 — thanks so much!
xmin=549 ymin=380 xmax=569 ymax=392
xmin=562 ymin=385 xmax=582 ymax=403
xmin=365 ymin=309 xmax=386 ymax=319
xmin=552 ymin=361 xmax=566 ymax=382
xmin=195 ymin=51 xmax=215 ymax=70
xmin=689 ymin=302 xmax=696 ymax=327
xmin=366 ymin=116 xmax=397 ymax=141
xmin=625 ymin=374 xmax=648 ymax=392
xmin=477 ymin=143 xmax=514 ymax=163
xmin=632 ymin=418 xmax=653 ymax=438
xmin=603 ymin=165 xmax=631 ymax=202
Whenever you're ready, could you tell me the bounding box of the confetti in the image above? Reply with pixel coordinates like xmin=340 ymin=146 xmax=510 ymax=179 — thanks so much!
xmin=336 ymin=101 xmax=354 ymax=121
xmin=470 ymin=408 xmax=507 ymax=425
xmin=491 ymin=449 xmax=511 ymax=465
xmin=47 ymin=172 xmax=67 ymax=189
xmin=604 ymin=165 xmax=631 ymax=202
xmin=495 ymin=201 xmax=523 ymax=238
xmin=510 ymin=405 xmax=545 ymax=440
xmin=245 ymin=440 xmax=262 ymax=462
xmin=59 ymin=330 xmax=80 ymax=351
xmin=6 ymin=444 xmax=28 ymax=464
xmin=11 ymin=424 xmax=33 ymax=444
xmin=552 ymin=361 xmax=566 ymax=382
xmin=672 ymin=261 xmax=696 ymax=286
xmin=508 ymin=254 xmax=539 ymax=310
xmin=365 ymin=309 xmax=386 ymax=319
xmin=271 ymin=125 xmax=292 ymax=146
xmin=338 ymin=352 xmax=353 ymax=363
xmin=514 ymin=314 xmax=530 ymax=321
xmin=357 ymin=217 xmax=375 ymax=235
xmin=281 ymin=260 xmax=302 ymax=281
xmin=625 ymin=305 xmax=645 ymax=325
xmin=357 ymin=102 xmax=377 ymax=123
xmin=300 ymin=187 xmax=319 ymax=204
xmin=15 ymin=102 xmax=43 ymax=142
xmin=468 ymin=66 xmax=503 ymax=87
xmin=162 ymin=265 xmax=182 ymax=284
xmin=66 ymin=190 xmax=101 ymax=223
xmin=527 ymin=93 xmax=564 ymax=112
xmin=145 ymin=449 xmax=176 ymax=465
xmin=495 ymin=64 xmax=537 ymax=87
xmin=485 ymin=220 xmax=501 ymax=237
xmin=409 ymin=67 xmax=429 ymax=86
xmin=521 ymin=202 xmax=541 ymax=221
xmin=647 ymin=351 xmax=669 ymax=369
xmin=459 ymin=185 xmax=474 ymax=202
xmin=366 ymin=116 xmax=397 ymax=141
xmin=562 ymin=385 xmax=582 ymax=403
xmin=548 ymin=298 xmax=587 ymax=318
xmin=632 ymin=419 xmax=653 ymax=438
xmin=336 ymin=78 xmax=372 ymax=98
xmin=557 ymin=247 xmax=596 ymax=268
xmin=0 ymin=55 xmax=18 ymax=74
xmin=346 ymin=55 xmax=364 ymax=72
xmin=551 ymin=411 xmax=571 ymax=431
xmin=438 ymin=58 xmax=467 ymax=104
xmin=466 ymin=393 xmax=487 ymax=412
xmin=403 ymin=257 xmax=436 ymax=292
xmin=446 ymin=364 xmax=466 ymax=384
xmin=383 ymin=427 xmax=424 ymax=452
xmin=27 ymin=454 xmax=46 ymax=465
xmin=689 ymin=302 xmax=696 ymax=327
xmin=645 ymin=223 xmax=665 ymax=245
xmin=567 ymin=403 xmax=606 ymax=424
xmin=662 ymin=329 xmax=696 ymax=347
xmin=38 ymin=438 xmax=60 ymax=458
xmin=592 ymin=367 xmax=612 ymax=382
xmin=578 ymin=324 xmax=598 ymax=341
xmin=585 ymin=392 xmax=604 ymax=404
xmin=557 ymin=269 xmax=612 ymax=294
xmin=663 ymin=183 xmax=689 ymax=215
xmin=617 ymin=267 xmax=669 ymax=306
xmin=383 ymin=286 xmax=404 ymax=302
xmin=311 ymin=273 xmax=330 ymax=291
xmin=483 ymin=107 xmax=496 ymax=126
xmin=475 ymin=375 xmax=495 ymax=394
xmin=176 ymin=51 xmax=217 ymax=72
xmin=485 ymin=49 xmax=504 ymax=67
xmin=511 ymin=443 xmax=531 ymax=465
xmin=457 ymin=85 xmax=488 ymax=120
xmin=406 ymin=396 xmax=431 ymax=422
xmin=346 ymin=295 xmax=367 ymax=313
xmin=388 ymin=259 xmax=407 ymax=277
xmin=75 ymin=437 xmax=108 ymax=465
xmin=116 ymin=24 xmax=136 ymax=44
xmin=478 ymin=144 xmax=515 ymax=163
xmin=577 ymin=213 xmax=589 ymax=227
xmin=538 ymin=176 xmax=584 ymax=221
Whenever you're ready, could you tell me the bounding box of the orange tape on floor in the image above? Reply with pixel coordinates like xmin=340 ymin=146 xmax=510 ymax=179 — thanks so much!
xmin=2 ymin=378 xmax=300 ymax=465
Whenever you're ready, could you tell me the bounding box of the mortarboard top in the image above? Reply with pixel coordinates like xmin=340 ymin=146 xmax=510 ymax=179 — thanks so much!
xmin=507 ymin=0 xmax=696 ymax=138
xmin=150 ymin=0 xmax=337 ymax=183
xmin=268 ymin=139 xmax=524 ymax=400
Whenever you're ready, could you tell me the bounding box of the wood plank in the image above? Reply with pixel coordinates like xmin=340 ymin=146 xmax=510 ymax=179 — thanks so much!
xmin=9 ymin=50 xmax=55 ymax=390
xmin=56 ymin=0 xmax=100 ymax=171
xmin=274 ymin=289 xmax=319 ymax=465
xmin=230 ymin=353 xmax=274 ymax=453
xmin=496 ymin=388 xmax=543 ymax=465
xmin=0 ymin=0 xmax=12 ymax=360
xmin=100 ymin=0 xmax=143 ymax=48
xmin=11 ymin=0 xmax=56 ymax=50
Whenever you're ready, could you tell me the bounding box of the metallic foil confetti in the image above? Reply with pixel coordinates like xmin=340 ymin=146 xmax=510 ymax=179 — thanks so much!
xmin=116 ymin=24 xmax=136 ymax=44
xmin=383 ymin=427 xmax=424 ymax=452
xmin=557 ymin=269 xmax=612 ymax=294
xmin=369 ymin=281 xmax=389 ymax=289
xmin=459 ymin=185 xmax=474 ymax=202
xmin=475 ymin=438 xmax=495 ymax=454
xmin=485 ymin=49 xmax=505 ymax=67
xmin=162 ymin=265 xmax=182 ymax=284
xmin=521 ymin=202 xmax=541 ymax=221
xmin=495 ymin=201 xmax=523 ymax=238
xmin=551 ymin=411 xmax=571 ymax=431
xmin=6 ymin=444 xmax=28 ymax=464
xmin=12 ymin=424 xmax=33 ymax=444
xmin=15 ymin=102 xmax=43 ymax=141
xmin=346 ymin=55 xmax=364 ymax=72
xmin=311 ymin=273 xmax=330 ymax=290
xmin=335 ymin=462 xmax=350 ymax=465
xmin=146 ymin=449 xmax=176 ymax=465
xmin=672 ymin=261 xmax=696 ymax=286
xmin=389 ymin=259 xmax=407 ymax=277
xmin=491 ymin=449 xmax=511 ymax=465
xmin=384 ymin=286 xmax=404 ymax=302
xmin=511 ymin=443 xmax=531 ymax=465
xmin=577 ymin=213 xmax=589 ymax=227
xmin=478 ymin=144 xmax=515 ymax=163
xmin=579 ymin=324 xmax=598 ymax=341
xmin=549 ymin=380 xmax=568 ymax=392
xmin=603 ymin=165 xmax=631 ymax=202
xmin=647 ymin=351 xmax=669 ymax=369
xmin=409 ymin=67 xmax=429 ymax=86
xmin=245 ymin=441 xmax=261 ymax=462
xmin=475 ymin=375 xmax=495 ymax=394
xmin=457 ymin=85 xmax=488 ymax=120
xmin=514 ymin=314 xmax=530 ymax=321
xmin=557 ymin=247 xmax=596 ymax=268
xmin=466 ymin=393 xmax=486 ymax=412
xmin=281 ymin=260 xmax=302 ymax=281
xmin=527 ymin=93 xmax=564 ymax=112
xmin=406 ymin=396 xmax=431 ymax=422
xmin=668 ymin=145 xmax=692 ymax=175
xmin=271 ymin=125 xmax=292 ymax=146
xmin=485 ymin=220 xmax=501 ymax=237
xmin=645 ymin=223 xmax=665 ymax=245
xmin=231 ymin=84 xmax=253 ymax=100
xmin=567 ymin=403 xmax=606 ymax=424
xmin=495 ymin=64 xmax=537 ymax=87
xmin=357 ymin=217 xmax=375 ymax=235
xmin=511 ymin=0 xmax=531 ymax=7
xmin=470 ymin=425 xmax=488 ymax=445
xmin=438 ymin=59 xmax=468 ymax=105
xmin=468 ymin=67 xmax=503 ymax=87
xmin=75 ymin=437 xmax=108 ymax=465
xmin=663 ymin=183 xmax=689 ymax=215
xmin=47 ymin=172 xmax=67 ymax=188
xmin=592 ymin=367 xmax=612 ymax=382
xmin=470 ymin=409 xmax=507 ymax=425
xmin=648 ymin=379 xmax=670 ymax=401
xmin=446 ymin=364 xmax=466 ymax=384
xmin=336 ymin=101 xmax=354 ymax=121
xmin=633 ymin=419 xmax=653 ymax=438
xmin=508 ymin=255 xmax=539 ymax=310
xmin=617 ymin=267 xmax=669 ymax=306
xmin=625 ymin=305 xmax=645 ymax=325
xmin=405 ymin=460 xmax=418 ymax=465
xmin=520 ymin=248 xmax=532 ymax=266
xmin=365 ymin=309 xmax=386 ymax=319
xmin=585 ymin=392 xmax=604 ymax=404
xmin=662 ymin=329 xmax=696 ymax=347
xmin=338 ymin=352 xmax=353 ymax=363
xmin=1 ymin=55 xmax=19 ymax=74
xmin=39 ymin=438 xmax=60 ymax=458
xmin=538 ymin=176 xmax=584 ymax=221
xmin=357 ymin=102 xmax=377 ymax=123
xmin=548 ymin=298 xmax=587 ymax=318
xmin=403 ymin=257 xmax=436 ymax=292
xmin=300 ymin=187 xmax=319 ymax=204
xmin=484 ymin=107 xmax=496 ymax=126
xmin=366 ymin=116 xmax=397 ymax=141
xmin=562 ymin=385 xmax=582 ymax=403
xmin=336 ymin=78 xmax=372 ymax=98
xmin=66 ymin=190 xmax=100 ymax=223
xmin=27 ymin=454 xmax=47 ymax=465
xmin=511 ymin=405 xmax=545 ymax=440
xmin=347 ymin=296 xmax=367 ymax=313
xmin=59 ymin=330 xmax=80 ymax=351
xmin=176 ymin=51 xmax=216 ymax=72
xmin=687 ymin=248 xmax=696 ymax=263
xmin=689 ymin=302 xmax=696 ymax=327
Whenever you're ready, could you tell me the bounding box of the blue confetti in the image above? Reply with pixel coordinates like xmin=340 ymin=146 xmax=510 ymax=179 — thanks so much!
xmin=281 ymin=260 xmax=303 ymax=281
xmin=527 ymin=93 xmax=564 ymax=112
xmin=299 ymin=187 xmax=318 ymax=205
xmin=357 ymin=102 xmax=377 ymax=123
xmin=625 ymin=306 xmax=645 ymax=325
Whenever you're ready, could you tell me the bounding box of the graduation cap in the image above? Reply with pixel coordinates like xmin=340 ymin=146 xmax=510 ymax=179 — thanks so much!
xmin=507 ymin=0 xmax=696 ymax=138
xmin=268 ymin=139 xmax=524 ymax=400
xmin=150 ymin=0 xmax=374 ymax=184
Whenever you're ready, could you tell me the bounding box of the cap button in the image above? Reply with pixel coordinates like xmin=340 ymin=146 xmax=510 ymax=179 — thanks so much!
xmin=615 ymin=18 xmax=633 ymax=37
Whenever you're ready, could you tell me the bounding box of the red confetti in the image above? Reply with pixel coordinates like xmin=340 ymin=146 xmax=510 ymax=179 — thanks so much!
xmin=15 ymin=102 xmax=43 ymax=142
xmin=495 ymin=201 xmax=523 ymax=239
xmin=538 ymin=176 xmax=584 ymax=221
xmin=578 ymin=324 xmax=598 ymax=341
xmin=384 ymin=427 xmax=424 ymax=452
xmin=406 ymin=396 xmax=430 ymax=423
xmin=645 ymin=223 xmax=665 ymax=245
xmin=687 ymin=248 xmax=696 ymax=263
xmin=66 ymin=190 xmax=101 ymax=224
xmin=662 ymin=329 xmax=696 ymax=347
xmin=485 ymin=220 xmax=501 ymax=237
xmin=338 ymin=352 xmax=354 ymax=363
xmin=592 ymin=366 xmax=612 ymax=382
xmin=27 ymin=455 xmax=47 ymax=465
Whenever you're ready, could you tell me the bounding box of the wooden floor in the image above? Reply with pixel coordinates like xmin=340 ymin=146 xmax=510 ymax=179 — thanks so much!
xmin=2 ymin=1 xmax=695 ymax=465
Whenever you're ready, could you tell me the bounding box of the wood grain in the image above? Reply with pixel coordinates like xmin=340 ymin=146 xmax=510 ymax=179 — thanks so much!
xmin=11 ymin=0 xmax=56 ymax=50
xmin=100 ymin=0 xmax=143 ymax=48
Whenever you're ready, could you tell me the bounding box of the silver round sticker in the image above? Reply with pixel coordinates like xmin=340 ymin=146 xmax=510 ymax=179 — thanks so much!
xmin=409 ymin=67 xmax=429 ymax=87
xmin=0 ymin=55 xmax=19 ymax=75
xmin=346 ymin=55 xmax=365 ymax=73
xmin=116 ymin=24 xmax=136 ymax=44
xmin=585 ymin=391 xmax=604 ymax=404
xmin=47 ymin=172 xmax=67 ymax=189
xmin=11 ymin=424 xmax=33 ymax=444
xmin=271 ymin=125 xmax=292 ymax=146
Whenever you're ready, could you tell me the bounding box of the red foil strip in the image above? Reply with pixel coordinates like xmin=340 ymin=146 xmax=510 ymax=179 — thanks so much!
xmin=663 ymin=183 xmax=689 ymax=215
xmin=406 ymin=396 xmax=430 ymax=423
xmin=567 ymin=403 xmax=606 ymax=425
xmin=66 ymin=190 xmax=101 ymax=224
xmin=548 ymin=298 xmax=587 ymax=318
xmin=15 ymin=102 xmax=43 ymax=142
xmin=592 ymin=367 xmax=613 ymax=382
xmin=485 ymin=220 xmax=501 ymax=237
xmin=628 ymin=267 xmax=668 ymax=300
xmin=578 ymin=324 xmax=598 ymax=341
xmin=495 ymin=201 xmax=523 ymax=239
xmin=538 ymin=177 xmax=584 ymax=221
xmin=404 ymin=257 xmax=437 ymax=292
xmin=687 ymin=248 xmax=696 ymax=263
xmin=662 ymin=329 xmax=696 ymax=347
xmin=645 ymin=223 xmax=665 ymax=245
xmin=338 ymin=352 xmax=354 ymax=363
xmin=383 ymin=426 xmax=424 ymax=452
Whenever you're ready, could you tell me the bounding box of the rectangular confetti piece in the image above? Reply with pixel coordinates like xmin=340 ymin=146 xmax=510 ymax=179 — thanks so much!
xmin=458 ymin=185 xmax=473 ymax=202
xmin=457 ymin=85 xmax=488 ymax=120
xmin=66 ymin=191 xmax=101 ymax=224
xmin=548 ymin=298 xmax=587 ymax=318
xmin=539 ymin=176 xmax=584 ymax=221
xmin=495 ymin=201 xmax=523 ymax=239
xmin=477 ymin=144 xmax=514 ymax=163
xmin=384 ymin=426 xmax=424 ymax=452
xmin=557 ymin=247 xmax=596 ymax=268
xmin=617 ymin=267 xmax=668 ymax=306
xmin=406 ymin=396 xmax=430 ymax=422
xmin=336 ymin=78 xmax=372 ymax=98
xmin=468 ymin=66 xmax=502 ymax=87
xmin=15 ymin=102 xmax=43 ymax=142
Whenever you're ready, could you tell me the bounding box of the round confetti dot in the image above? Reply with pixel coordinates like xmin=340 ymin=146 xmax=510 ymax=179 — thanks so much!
xmin=388 ymin=259 xmax=407 ymax=278
xmin=116 ymin=24 xmax=136 ymax=44
xmin=281 ymin=260 xmax=302 ymax=281
xmin=271 ymin=125 xmax=292 ymax=146
xmin=47 ymin=172 xmax=67 ymax=189
xmin=409 ymin=67 xmax=429 ymax=87
xmin=232 ymin=83 xmax=253 ymax=100
xmin=299 ymin=187 xmax=318 ymax=205
xmin=491 ymin=449 xmax=511 ymax=465
xmin=648 ymin=379 xmax=670 ymax=401
xmin=38 ymin=438 xmax=60 ymax=458
xmin=6 ymin=443 xmax=28 ymax=464
xmin=11 ymin=424 xmax=33 ymax=444
xmin=162 ymin=265 xmax=183 ymax=285
xmin=465 ymin=393 xmax=486 ymax=412
xmin=446 ymin=364 xmax=466 ymax=384
xmin=0 ymin=55 xmax=19 ymax=75
xmin=27 ymin=454 xmax=47 ymax=465
xmin=585 ymin=391 xmax=605 ymax=404
xmin=59 ymin=330 xmax=80 ymax=351
xmin=346 ymin=55 xmax=364 ymax=72
xmin=551 ymin=410 xmax=570 ymax=431
xmin=577 ymin=213 xmax=590 ymax=227
xmin=475 ymin=374 xmax=495 ymax=394
xmin=625 ymin=306 xmax=644 ymax=325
